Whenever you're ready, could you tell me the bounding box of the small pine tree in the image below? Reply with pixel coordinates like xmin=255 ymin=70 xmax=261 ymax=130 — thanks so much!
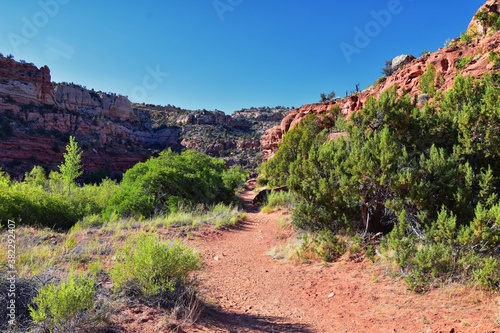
xmin=327 ymin=91 xmax=336 ymax=101
xmin=59 ymin=136 xmax=83 ymax=195
xmin=382 ymin=60 xmax=394 ymax=76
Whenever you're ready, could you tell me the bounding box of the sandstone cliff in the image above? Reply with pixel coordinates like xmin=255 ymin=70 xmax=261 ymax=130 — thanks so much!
xmin=0 ymin=56 xmax=288 ymax=180
xmin=261 ymin=0 xmax=500 ymax=160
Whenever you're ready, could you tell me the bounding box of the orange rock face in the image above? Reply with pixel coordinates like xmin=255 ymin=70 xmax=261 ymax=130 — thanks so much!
xmin=261 ymin=1 xmax=500 ymax=161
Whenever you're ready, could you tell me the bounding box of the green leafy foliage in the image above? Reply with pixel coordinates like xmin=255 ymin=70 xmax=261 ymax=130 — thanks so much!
xmin=261 ymin=191 xmax=295 ymax=213
xmin=262 ymin=74 xmax=500 ymax=289
xmin=58 ymin=136 xmax=83 ymax=195
xmin=222 ymin=165 xmax=249 ymax=192
xmin=474 ymin=8 xmax=500 ymax=32
xmin=459 ymin=31 xmax=473 ymax=44
xmin=29 ymin=273 xmax=98 ymax=332
xmin=296 ymin=230 xmax=346 ymax=263
xmin=211 ymin=203 xmax=243 ymax=229
xmin=489 ymin=51 xmax=500 ymax=69
xmin=0 ymin=145 xmax=242 ymax=229
xmin=105 ymin=149 xmax=243 ymax=219
xmin=0 ymin=166 xmax=119 ymax=229
xmin=374 ymin=76 xmax=387 ymax=86
xmin=419 ymin=65 xmax=437 ymax=96
xmin=111 ymin=233 xmax=201 ymax=297
xmin=310 ymin=230 xmax=345 ymax=262
xmin=262 ymin=113 xmax=329 ymax=186
xmin=455 ymin=56 xmax=474 ymax=71
xmin=382 ymin=60 xmax=394 ymax=76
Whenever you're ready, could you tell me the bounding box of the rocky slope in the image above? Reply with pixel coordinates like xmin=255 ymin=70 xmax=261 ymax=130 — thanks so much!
xmin=261 ymin=0 xmax=500 ymax=160
xmin=0 ymin=56 xmax=289 ymax=180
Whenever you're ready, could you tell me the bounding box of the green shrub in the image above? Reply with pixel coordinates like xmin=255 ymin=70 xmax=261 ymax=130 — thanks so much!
xmin=489 ymin=51 xmax=500 ymax=69
xmin=472 ymin=257 xmax=500 ymax=290
xmin=0 ymin=182 xmax=78 ymax=229
xmin=262 ymin=114 xmax=325 ymax=186
xmin=256 ymin=177 xmax=269 ymax=186
xmin=382 ymin=211 xmax=415 ymax=269
xmin=383 ymin=207 xmax=500 ymax=291
xmin=459 ymin=31 xmax=472 ymax=44
xmin=158 ymin=210 xmax=196 ymax=228
xmin=455 ymin=56 xmax=473 ymax=70
xmin=105 ymin=150 xmax=240 ymax=219
xmin=0 ymin=153 xmax=119 ymax=229
xmin=0 ymin=171 xmax=119 ymax=229
xmin=222 ymin=165 xmax=249 ymax=192
xmin=405 ymin=242 xmax=454 ymax=292
xmin=365 ymin=245 xmax=376 ymax=262
xmin=374 ymin=76 xmax=387 ymax=85
xmin=29 ymin=273 xmax=99 ymax=332
xmin=210 ymin=204 xmax=242 ymax=229
xmin=474 ymin=8 xmax=500 ymax=31
xmin=262 ymin=191 xmax=294 ymax=213
xmin=263 ymin=73 xmax=500 ymax=290
xmin=382 ymin=60 xmax=394 ymax=76
xmin=348 ymin=233 xmax=364 ymax=254
xmin=298 ymin=230 xmax=345 ymax=263
xmin=77 ymin=214 xmax=104 ymax=228
xmin=419 ymin=64 xmax=437 ymax=96
xmin=111 ymin=233 xmax=201 ymax=297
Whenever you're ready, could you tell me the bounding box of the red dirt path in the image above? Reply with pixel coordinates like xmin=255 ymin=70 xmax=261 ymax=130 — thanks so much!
xmin=187 ymin=181 xmax=499 ymax=333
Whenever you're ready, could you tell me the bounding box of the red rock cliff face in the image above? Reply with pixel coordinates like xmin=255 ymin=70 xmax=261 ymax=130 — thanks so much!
xmin=0 ymin=58 xmax=55 ymax=105
xmin=261 ymin=0 xmax=500 ymax=161
xmin=0 ymin=57 xmax=287 ymax=178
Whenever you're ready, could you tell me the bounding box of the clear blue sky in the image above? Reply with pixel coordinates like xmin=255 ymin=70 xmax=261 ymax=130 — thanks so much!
xmin=0 ymin=0 xmax=485 ymax=113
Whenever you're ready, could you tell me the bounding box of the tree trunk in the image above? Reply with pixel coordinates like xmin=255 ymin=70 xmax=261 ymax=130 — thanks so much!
xmin=361 ymin=201 xmax=386 ymax=233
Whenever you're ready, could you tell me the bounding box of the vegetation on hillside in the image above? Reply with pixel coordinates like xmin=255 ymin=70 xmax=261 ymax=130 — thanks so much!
xmin=0 ymin=142 xmax=247 ymax=229
xmin=0 ymin=139 xmax=248 ymax=331
xmin=261 ymin=73 xmax=500 ymax=291
xmin=474 ymin=7 xmax=500 ymax=32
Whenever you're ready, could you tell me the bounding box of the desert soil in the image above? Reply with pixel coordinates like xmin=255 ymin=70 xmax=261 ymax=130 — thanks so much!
xmin=116 ymin=181 xmax=500 ymax=332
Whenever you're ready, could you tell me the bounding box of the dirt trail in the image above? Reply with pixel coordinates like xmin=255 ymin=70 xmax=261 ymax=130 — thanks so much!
xmin=187 ymin=182 xmax=500 ymax=333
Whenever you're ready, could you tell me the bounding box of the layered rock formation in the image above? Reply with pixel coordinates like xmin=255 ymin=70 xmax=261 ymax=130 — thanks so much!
xmin=261 ymin=0 xmax=500 ymax=160
xmin=134 ymin=105 xmax=289 ymax=167
xmin=0 ymin=56 xmax=288 ymax=179
xmin=0 ymin=58 xmax=54 ymax=105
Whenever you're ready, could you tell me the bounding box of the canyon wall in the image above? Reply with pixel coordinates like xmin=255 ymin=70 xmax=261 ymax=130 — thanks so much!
xmin=0 ymin=56 xmax=288 ymax=179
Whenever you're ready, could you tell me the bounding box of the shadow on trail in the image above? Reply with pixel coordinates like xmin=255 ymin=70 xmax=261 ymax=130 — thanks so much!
xmin=242 ymin=201 xmax=261 ymax=214
xmin=224 ymin=218 xmax=254 ymax=232
xmin=199 ymin=306 xmax=314 ymax=333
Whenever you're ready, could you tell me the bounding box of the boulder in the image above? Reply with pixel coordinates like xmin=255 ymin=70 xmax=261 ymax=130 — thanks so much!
xmin=391 ymin=54 xmax=416 ymax=71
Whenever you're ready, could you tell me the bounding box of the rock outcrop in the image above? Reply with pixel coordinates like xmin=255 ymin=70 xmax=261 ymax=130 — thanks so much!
xmin=390 ymin=54 xmax=415 ymax=72
xmin=468 ymin=0 xmax=500 ymax=37
xmin=0 ymin=58 xmax=55 ymax=105
xmin=261 ymin=1 xmax=500 ymax=160
xmin=0 ymin=56 xmax=288 ymax=179
xmin=54 ymin=85 xmax=138 ymax=122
